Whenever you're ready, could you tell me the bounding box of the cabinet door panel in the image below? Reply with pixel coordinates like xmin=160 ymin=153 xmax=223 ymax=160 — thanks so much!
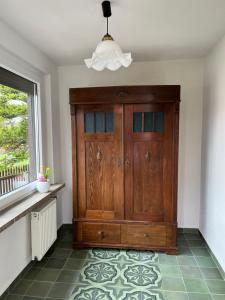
xmin=125 ymin=104 xmax=174 ymax=222
xmin=133 ymin=140 xmax=163 ymax=217
xmin=76 ymin=104 xmax=123 ymax=220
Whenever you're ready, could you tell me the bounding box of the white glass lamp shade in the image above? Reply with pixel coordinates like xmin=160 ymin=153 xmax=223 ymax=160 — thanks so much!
xmin=85 ymin=39 xmax=132 ymax=71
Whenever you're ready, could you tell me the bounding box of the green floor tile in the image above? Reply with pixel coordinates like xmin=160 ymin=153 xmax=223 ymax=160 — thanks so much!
xmin=4 ymin=296 xmax=23 ymax=300
xmin=212 ymin=295 xmax=225 ymax=300
xmin=178 ymin=247 xmax=193 ymax=256
xmin=4 ymin=226 xmax=224 ymax=300
xmin=56 ymin=270 xmax=79 ymax=283
xmin=45 ymin=299 xmax=63 ymax=300
xmin=47 ymin=283 xmax=75 ymax=299
xmin=33 ymin=258 xmax=48 ymax=268
xmin=182 ymin=228 xmax=199 ymax=234
xmin=188 ymin=240 xmax=206 ymax=247
xmin=23 ymin=297 xmax=45 ymax=300
xmin=188 ymin=293 xmax=212 ymax=300
xmin=159 ymin=265 xmax=182 ymax=277
xmin=196 ymin=257 xmax=217 ymax=268
xmin=184 ymin=278 xmax=209 ymax=293
xmin=23 ymin=268 xmax=41 ymax=280
xmin=161 ymin=277 xmax=186 ymax=291
xmin=159 ymin=254 xmax=178 ymax=265
xmin=163 ymin=291 xmax=188 ymax=300
xmin=70 ymin=249 xmax=88 ymax=259
xmin=44 ymin=258 xmax=66 ymax=269
xmin=10 ymin=280 xmax=32 ymax=295
xmin=191 ymin=248 xmax=210 ymax=256
xmin=26 ymin=282 xmax=52 ymax=297
xmin=56 ymin=241 xmax=73 ymax=249
xmin=184 ymin=233 xmax=202 ymax=240
xmin=201 ymin=268 xmax=223 ymax=280
xmin=35 ymin=268 xmax=60 ymax=281
xmin=180 ymin=266 xmax=202 ymax=279
xmin=50 ymin=248 xmax=72 ymax=259
xmin=177 ymin=256 xmax=197 ymax=266
xmin=63 ymin=258 xmax=85 ymax=270
xmin=206 ymin=280 xmax=225 ymax=294
xmin=178 ymin=233 xmax=186 ymax=240
xmin=178 ymin=240 xmax=189 ymax=247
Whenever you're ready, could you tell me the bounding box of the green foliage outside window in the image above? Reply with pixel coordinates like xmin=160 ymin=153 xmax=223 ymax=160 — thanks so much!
xmin=0 ymin=84 xmax=28 ymax=171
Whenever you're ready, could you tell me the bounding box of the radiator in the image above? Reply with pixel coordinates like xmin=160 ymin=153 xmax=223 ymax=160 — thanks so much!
xmin=31 ymin=198 xmax=57 ymax=260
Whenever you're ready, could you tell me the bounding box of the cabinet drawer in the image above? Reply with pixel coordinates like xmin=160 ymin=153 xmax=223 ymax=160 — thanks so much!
xmin=81 ymin=223 xmax=121 ymax=244
xmin=121 ymin=224 xmax=166 ymax=247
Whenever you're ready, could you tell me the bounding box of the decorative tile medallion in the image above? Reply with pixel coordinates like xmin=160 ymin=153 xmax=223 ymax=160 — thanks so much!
xmin=91 ymin=248 xmax=120 ymax=260
xmin=121 ymin=290 xmax=163 ymax=300
xmin=72 ymin=286 xmax=113 ymax=300
xmin=123 ymin=264 xmax=161 ymax=287
xmin=83 ymin=262 xmax=118 ymax=283
xmin=126 ymin=250 xmax=158 ymax=262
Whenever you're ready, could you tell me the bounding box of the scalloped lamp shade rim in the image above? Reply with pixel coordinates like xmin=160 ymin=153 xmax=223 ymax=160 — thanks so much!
xmin=85 ymin=40 xmax=132 ymax=71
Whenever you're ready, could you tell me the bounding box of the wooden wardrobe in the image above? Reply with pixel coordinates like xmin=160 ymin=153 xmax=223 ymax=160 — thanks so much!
xmin=70 ymin=85 xmax=180 ymax=254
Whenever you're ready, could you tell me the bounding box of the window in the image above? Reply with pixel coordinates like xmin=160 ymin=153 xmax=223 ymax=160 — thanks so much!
xmin=0 ymin=67 xmax=39 ymax=197
xmin=84 ymin=111 xmax=114 ymax=133
xmin=133 ymin=111 xmax=164 ymax=133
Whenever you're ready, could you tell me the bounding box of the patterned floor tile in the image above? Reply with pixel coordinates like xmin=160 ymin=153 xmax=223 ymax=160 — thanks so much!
xmin=4 ymin=227 xmax=225 ymax=300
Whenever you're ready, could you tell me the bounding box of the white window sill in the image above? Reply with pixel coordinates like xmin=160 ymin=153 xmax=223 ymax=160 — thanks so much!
xmin=0 ymin=181 xmax=37 ymax=212
xmin=0 ymin=183 xmax=65 ymax=233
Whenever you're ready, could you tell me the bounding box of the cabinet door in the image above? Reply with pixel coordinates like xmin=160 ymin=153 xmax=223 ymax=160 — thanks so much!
xmin=76 ymin=104 xmax=124 ymax=220
xmin=124 ymin=104 xmax=174 ymax=222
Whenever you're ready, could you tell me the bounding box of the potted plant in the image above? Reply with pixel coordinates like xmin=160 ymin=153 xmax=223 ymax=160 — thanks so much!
xmin=36 ymin=166 xmax=50 ymax=193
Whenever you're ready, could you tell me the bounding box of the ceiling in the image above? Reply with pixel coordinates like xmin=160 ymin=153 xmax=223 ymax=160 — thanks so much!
xmin=1 ymin=0 xmax=225 ymax=65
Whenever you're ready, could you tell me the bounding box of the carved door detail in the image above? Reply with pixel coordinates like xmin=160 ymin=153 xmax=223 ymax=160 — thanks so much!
xmin=124 ymin=104 xmax=174 ymax=222
xmin=76 ymin=104 xmax=124 ymax=220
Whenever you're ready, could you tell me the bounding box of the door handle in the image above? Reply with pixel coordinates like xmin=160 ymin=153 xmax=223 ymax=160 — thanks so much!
xmin=96 ymin=149 xmax=103 ymax=161
xmin=125 ymin=158 xmax=130 ymax=167
xmin=145 ymin=151 xmax=151 ymax=161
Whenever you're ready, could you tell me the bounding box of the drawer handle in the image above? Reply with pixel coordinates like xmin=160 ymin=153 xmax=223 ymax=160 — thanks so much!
xmin=144 ymin=233 xmax=150 ymax=238
xmin=98 ymin=231 xmax=105 ymax=239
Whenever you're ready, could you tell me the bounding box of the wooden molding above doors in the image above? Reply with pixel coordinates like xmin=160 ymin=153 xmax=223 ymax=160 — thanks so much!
xmin=70 ymin=85 xmax=181 ymax=105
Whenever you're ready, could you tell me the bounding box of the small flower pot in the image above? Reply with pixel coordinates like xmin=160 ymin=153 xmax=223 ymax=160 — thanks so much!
xmin=36 ymin=181 xmax=50 ymax=193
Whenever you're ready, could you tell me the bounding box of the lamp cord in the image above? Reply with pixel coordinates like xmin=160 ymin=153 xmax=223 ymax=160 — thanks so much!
xmin=107 ymin=17 xmax=109 ymax=34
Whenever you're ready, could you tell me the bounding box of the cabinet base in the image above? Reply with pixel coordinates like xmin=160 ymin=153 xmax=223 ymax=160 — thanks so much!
xmin=73 ymin=220 xmax=177 ymax=255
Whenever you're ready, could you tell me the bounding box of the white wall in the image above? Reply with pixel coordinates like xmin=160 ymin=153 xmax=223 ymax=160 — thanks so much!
xmin=200 ymin=35 xmax=225 ymax=271
xmin=58 ymin=59 xmax=203 ymax=228
xmin=0 ymin=21 xmax=62 ymax=295
xmin=0 ymin=216 xmax=31 ymax=295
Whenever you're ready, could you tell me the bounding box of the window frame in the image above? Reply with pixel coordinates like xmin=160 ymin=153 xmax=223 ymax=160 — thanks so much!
xmin=0 ymin=66 xmax=42 ymax=211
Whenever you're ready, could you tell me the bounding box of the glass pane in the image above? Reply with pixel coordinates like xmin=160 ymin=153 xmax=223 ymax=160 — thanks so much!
xmin=95 ymin=112 xmax=105 ymax=132
xmin=144 ymin=112 xmax=153 ymax=132
xmin=155 ymin=112 xmax=164 ymax=132
xmin=106 ymin=112 xmax=114 ymax=132
xmin=0 ymin=82 xmax=37 ymax=196
xmin=133 ymin=112 xmax=142 ymax=132
xmin=84 ymin=112 xmax=94 ymax=133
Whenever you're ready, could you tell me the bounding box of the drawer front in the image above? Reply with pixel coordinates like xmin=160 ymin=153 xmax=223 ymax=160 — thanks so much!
xmin=81 ymin=223 xmax=121 ymax=244
xmin=121 ymin=224 xmax=166 ymax=247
